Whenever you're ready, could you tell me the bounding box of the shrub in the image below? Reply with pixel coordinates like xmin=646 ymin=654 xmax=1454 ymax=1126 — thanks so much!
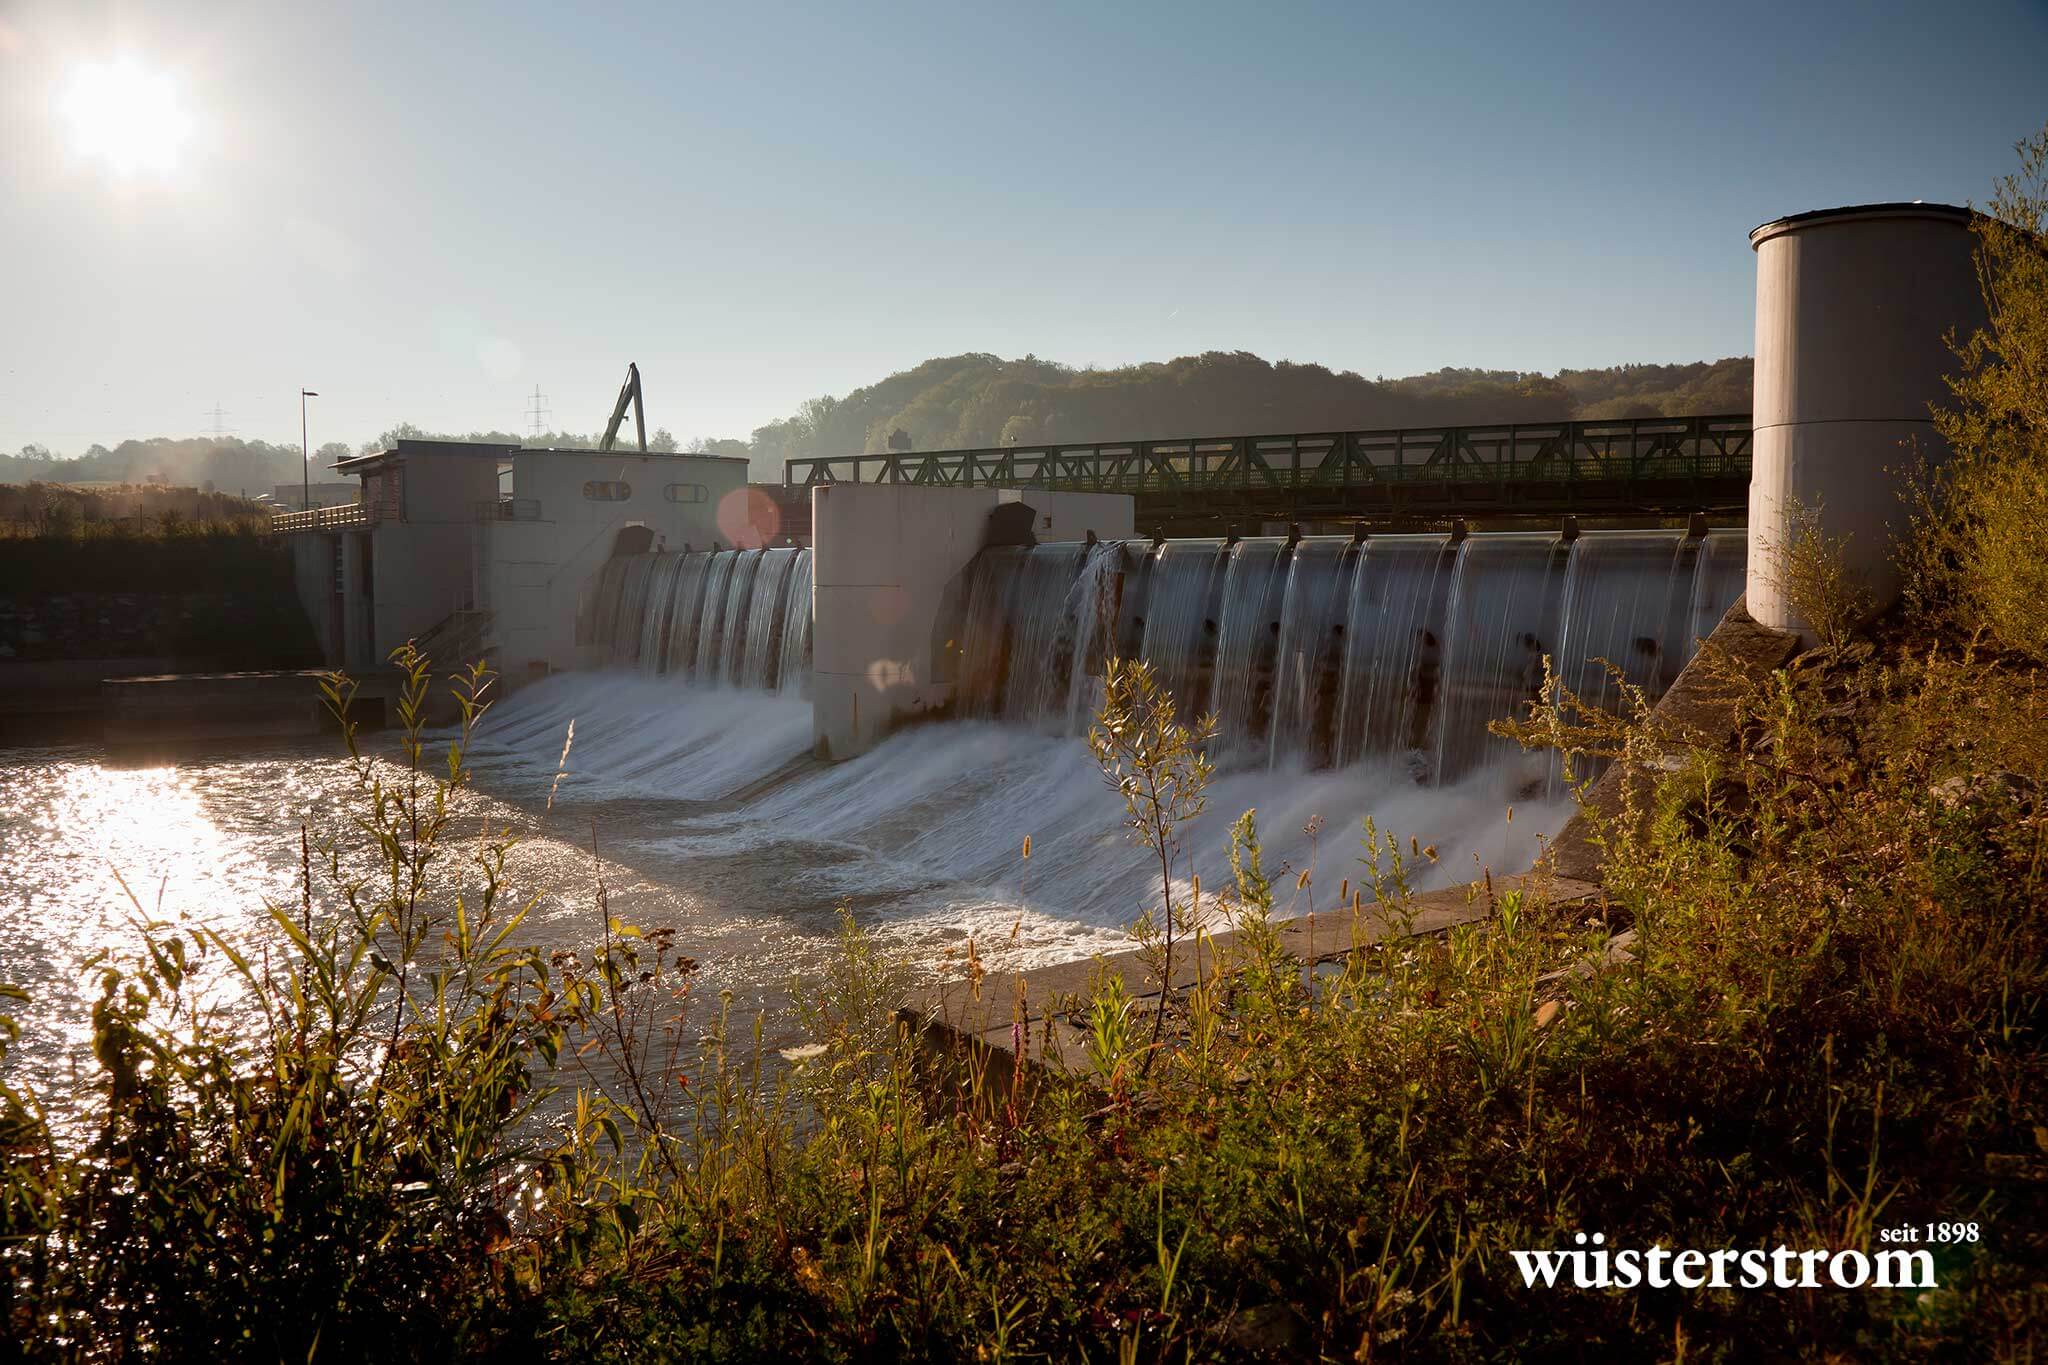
xmin=2 ymin=649 xmax=589 ymax=1358
xmin=1917 ymin=121 xmax=2048 ymax=659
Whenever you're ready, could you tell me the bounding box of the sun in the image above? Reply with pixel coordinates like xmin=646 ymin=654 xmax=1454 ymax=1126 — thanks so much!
xmin=59 ymin=58 xmax=193 ymax=178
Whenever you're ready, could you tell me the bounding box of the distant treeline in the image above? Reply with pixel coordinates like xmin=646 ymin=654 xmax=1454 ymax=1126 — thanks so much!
xmin=716 ymin=352 xmax=1753 ymax=480
xmin=6 ymin=353 xmax=1751 ymax=488
xmin=0 ymin=436 xmax=328 ymax=495
xmin=0 ymin=427 xmax=686 ymax=493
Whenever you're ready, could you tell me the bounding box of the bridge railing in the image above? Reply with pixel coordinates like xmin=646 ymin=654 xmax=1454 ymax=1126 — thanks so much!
xmin=784 ymin=415 xmax=1752 ymax=497
xmin=271 ymin=502 xmax=371 ymax=533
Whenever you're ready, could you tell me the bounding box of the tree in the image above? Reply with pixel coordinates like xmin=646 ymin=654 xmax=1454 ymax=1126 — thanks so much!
xmin=1921 ymin=121 xmax=2048 ymax=659
xmin=649 ymin=428 xmax=680 ymax=453
xmin=1088 ymin=657 xmax=1217 ymax=1073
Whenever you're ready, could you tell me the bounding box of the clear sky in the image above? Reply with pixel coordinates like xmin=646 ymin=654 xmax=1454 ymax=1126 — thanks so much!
xmin=2 ymin=0 xmax=2044 ymax=456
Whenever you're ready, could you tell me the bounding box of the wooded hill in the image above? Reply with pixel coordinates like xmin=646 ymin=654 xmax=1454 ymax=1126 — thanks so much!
xmin=714 ymin=352 xmax=1752 ymax=479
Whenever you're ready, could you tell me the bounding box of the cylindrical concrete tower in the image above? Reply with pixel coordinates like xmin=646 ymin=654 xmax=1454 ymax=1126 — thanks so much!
xmin=1747 ymin=202 xmax=1985 ymax=640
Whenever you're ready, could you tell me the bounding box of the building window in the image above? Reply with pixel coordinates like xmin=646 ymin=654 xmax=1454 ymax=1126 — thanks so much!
xmin=582 ymin=480 xmax=632 ymax=501
xmin=664 ymin=483 xmax=708 ymax=504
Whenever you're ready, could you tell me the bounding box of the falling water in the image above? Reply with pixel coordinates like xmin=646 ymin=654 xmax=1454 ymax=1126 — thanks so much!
xmin=1333 ymin=535 xmax=1459 ymax=771
xmin=608 ymin=555 xmax=659 ymax=668
xmin=740 ymin=549 xmax=799 ymax=690
xmin=1208 ymin=538 xmax=1288 ymax=761
xmin=1062 ymin=543 xmax=1125 ymax=731
xmin=1137 ymin=539 xmax=1227 ymax=725
xmin=778 ymin=550 xmax=815 ymax=699
xmin=581 ymin=546 xmax=815 ymax=694
xmin=691 ymin=551 xmax=737 ymax=680
xmin=661 ymin=553 xmax=711 ymax=674
xmin=712 ymin=552 xmax=761 ymax=687
xmin=1267 ymin=537 xmax=1355 ymax=771
xmin=636 ymin=554 xmax=685 ymax=670
xmin=950 ymin=528 xmax=1746 ymax=785
xmin=1431 ymin=534 xmax=1571 ymax=784
xmin=580 ymin=529 xmax=1745 ymax=784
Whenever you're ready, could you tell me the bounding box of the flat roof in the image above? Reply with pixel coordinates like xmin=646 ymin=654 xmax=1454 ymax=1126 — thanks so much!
xmin=1749 ymin=201 xmax=1975 ymax=247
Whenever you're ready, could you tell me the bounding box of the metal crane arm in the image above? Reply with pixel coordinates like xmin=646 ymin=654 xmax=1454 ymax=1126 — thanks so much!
xmin=598 ymin=362 xmax=647 ymax=453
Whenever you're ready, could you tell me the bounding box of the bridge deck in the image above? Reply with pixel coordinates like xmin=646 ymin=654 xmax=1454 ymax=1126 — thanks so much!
xmin=783 ymin=414 xmax=1752 ymax=529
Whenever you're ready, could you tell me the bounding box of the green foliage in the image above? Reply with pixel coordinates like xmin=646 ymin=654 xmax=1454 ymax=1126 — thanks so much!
xmin=3 ymin=625 xmax=2044 ymax=1357
xmin=0 ymin=480 xmax=273 ymax=539
xmin=726 ymin=351 xmax=1753 ymax=481
xmin=1917 ymin=121 xmax=2048 ymax=660
xmin=1766 ymin=493 xmax=1879 ymax=647
xmin=2 ymin=648 xmax=582 ymax=1357
xmin=1087 ymin=656 xmax=1217 ymax=1071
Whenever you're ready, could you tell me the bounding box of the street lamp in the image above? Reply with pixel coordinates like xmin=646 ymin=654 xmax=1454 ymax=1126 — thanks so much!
xmin=301 ymin=389 xmax=319 ymax=513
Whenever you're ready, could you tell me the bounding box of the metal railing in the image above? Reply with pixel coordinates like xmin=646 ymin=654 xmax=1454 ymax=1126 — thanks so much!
xmin=272 ymin=503 xmax=370 ymax=532
xmin=784 ymin=414 xmax=1752 ymax=496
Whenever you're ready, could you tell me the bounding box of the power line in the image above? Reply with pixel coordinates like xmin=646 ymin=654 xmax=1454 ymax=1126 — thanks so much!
xmin=204 ymin=402 xmax=233 ymax=439
xmin=525 ymin=384 xmax=551 ymax=439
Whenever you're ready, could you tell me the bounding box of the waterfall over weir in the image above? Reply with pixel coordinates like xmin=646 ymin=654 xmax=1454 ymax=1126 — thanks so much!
xmin=953 ymin=529 xmax=1746 ymax=785
xmin=496 ymin=528 xmax=1740 ymax=943
xmin=579 ymin=531 xmax=1743 ymax=789
xmin=585 ymin=546 xmax=814 ymax=695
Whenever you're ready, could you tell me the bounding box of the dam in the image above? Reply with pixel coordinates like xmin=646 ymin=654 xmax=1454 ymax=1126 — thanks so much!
xmin=6 ymin=201 xmax=1990 ymax=1129
xmin=578 ymin=525 xmax=1743 ymax=791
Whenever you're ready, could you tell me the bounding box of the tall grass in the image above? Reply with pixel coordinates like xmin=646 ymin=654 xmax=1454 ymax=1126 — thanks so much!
xmin=4 ymin=612 xmax=2043 ymax=1358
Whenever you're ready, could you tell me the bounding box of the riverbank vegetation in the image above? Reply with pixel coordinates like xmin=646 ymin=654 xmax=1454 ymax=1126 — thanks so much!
xmin=4 ymin=134 xmax=2046 ymax=1363
xmin=4 ymin=586 xmax=2043 ymax=1359
xmin=0 ymin=510 xmax=318 ymax=666
xmin=0 ymin=481 xmax=273 ymax=540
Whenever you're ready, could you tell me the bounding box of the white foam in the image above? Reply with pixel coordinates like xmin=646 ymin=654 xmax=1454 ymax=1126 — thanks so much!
xmin=469 ymin=673 xmax=812 ymax=803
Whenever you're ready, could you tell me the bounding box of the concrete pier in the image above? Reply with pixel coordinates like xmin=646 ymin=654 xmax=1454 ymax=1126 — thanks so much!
xmin=809 ymin=484 xmax=1132 ymax=759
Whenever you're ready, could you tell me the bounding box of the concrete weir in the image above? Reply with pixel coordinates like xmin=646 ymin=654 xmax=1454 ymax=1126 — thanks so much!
xmin=809 ymin=484 xmax=1132 ymax=759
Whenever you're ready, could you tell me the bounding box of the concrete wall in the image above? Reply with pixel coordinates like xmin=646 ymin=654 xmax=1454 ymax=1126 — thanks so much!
xmin=811 ymin=485 xmax=1133 ymax=759
xmin=400 ymin=451 xmax=501 ymax=524
xmin=1747 ymin=203 xmax=1986 ymax=641
xmin=367 ymin=523 xmax=471 ymax=667
xmin=492 ymin=450 xmax=750 ymax=677
xmin=289 ymin=532 xmax=342 ymax=666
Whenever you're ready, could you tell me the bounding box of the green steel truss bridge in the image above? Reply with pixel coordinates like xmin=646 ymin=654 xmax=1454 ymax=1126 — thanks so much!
xmin=782 ymin=413 xmax=1753 ymax=531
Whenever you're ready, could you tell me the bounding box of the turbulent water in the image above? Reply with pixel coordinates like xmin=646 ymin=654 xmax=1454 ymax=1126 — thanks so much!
xmin=4 ymin=528 xmax=1742 ymax=1125
xmin=950 ymin=529 xmax=1746 ymax=784
xmin=587 ymin=545 xmax=813 ymax=693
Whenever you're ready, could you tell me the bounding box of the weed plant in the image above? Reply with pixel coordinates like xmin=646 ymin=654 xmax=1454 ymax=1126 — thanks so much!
xmin=4 ymin=612 xmax=2041 ymax=1359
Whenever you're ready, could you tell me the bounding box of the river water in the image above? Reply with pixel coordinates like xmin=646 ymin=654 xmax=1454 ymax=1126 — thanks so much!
xmin=0 ymin=674 xmax=1563 ymax=1134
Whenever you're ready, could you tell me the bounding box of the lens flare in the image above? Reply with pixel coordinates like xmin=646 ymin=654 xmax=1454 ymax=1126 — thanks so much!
xmin=59 ymin=58 xmax=193 ymax=178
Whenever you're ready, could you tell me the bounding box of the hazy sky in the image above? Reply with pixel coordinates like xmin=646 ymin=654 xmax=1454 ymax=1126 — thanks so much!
xmin=2 ymin=0 xmax=2044 ymax=457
